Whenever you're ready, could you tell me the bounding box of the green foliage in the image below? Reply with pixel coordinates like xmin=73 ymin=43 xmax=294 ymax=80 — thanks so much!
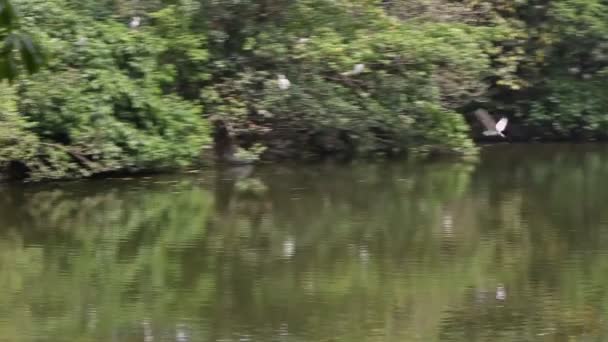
xmin=0 ymin=0 xmax=43 ymax=81
xmin=522 ymin=0 xmax=608 ymax=139
xmin=0 ymin=0 xmax=210 ymax=180
xmin=0 ymin=84 xmax=40 ymax=174
xmin=1 ymin=32 xmax=43 ymax=80
xmin=526 ymin=77 xmax=608 ymax=139
xmin=197 ymin=0 xmax=492 ymax=158
xmin=456 ymin=0 xmax=608 ymax=139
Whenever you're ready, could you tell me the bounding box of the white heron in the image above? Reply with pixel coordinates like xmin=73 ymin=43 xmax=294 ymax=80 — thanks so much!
xmin=277 ymin=74 xmax=291 ymax=90
xmin=342 ymin=63 xmax=365 ymax=76
xmin=129 ymin=16 xmax=141 ymax=29
xmin=474 ymin=109 xmax=508 ymax=137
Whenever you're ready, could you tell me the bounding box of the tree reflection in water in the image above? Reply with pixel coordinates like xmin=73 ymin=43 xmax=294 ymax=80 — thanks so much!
xmin=1 ymin=144 xmax=608 ymax=341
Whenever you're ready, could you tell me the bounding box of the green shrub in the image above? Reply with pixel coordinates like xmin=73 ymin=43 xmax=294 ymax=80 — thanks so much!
xmin=1 ymin=0 xmax=210 ymax=180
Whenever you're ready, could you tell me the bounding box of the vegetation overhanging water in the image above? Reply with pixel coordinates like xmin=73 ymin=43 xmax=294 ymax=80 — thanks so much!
xmin=2 ymin=0 xmax=608 ymax=181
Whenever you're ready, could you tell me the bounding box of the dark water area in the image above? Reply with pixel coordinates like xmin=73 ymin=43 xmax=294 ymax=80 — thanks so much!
xmin=2 ymin=143 xmax=608 ymax=341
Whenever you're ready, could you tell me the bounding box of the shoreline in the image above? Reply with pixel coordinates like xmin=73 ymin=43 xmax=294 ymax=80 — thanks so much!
xmin=3 ymin=141 xmax=608 ymax=184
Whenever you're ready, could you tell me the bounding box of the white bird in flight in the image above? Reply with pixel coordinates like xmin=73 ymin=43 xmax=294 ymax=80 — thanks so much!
xmin=474 ymin=109 xmax=508 ymax=137
xmin=277 ymin=74 xmax=291 ymax=90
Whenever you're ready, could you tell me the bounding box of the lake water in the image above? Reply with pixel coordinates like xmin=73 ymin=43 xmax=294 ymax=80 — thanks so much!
xmin=2 ymin=144 xmax=608 ymax=341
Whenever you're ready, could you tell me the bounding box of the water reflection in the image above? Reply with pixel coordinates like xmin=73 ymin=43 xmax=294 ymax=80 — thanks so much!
xmin=2 ymin=144 xmax=608 ymax=340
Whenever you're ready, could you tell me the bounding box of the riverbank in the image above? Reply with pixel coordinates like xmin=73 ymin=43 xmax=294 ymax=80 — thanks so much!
xmin=4 ymin=140 xmax=608 ymax=184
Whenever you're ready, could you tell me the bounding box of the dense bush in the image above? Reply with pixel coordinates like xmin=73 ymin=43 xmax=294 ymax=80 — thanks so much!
xmin=194 ymin=0 xmax=498 ymax=158
xmin=523 ymin=0 xmax=608 ymax=139
xmin=459 ymin=0 xmax=608 ymax=140
xmin=1 ymin=0 xmax=210 ymax=180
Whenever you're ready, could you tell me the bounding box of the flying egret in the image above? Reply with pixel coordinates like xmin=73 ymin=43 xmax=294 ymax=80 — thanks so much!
xmin=474 ymin=109 xmax=508 ymax=137
xmin=129 ymin=16 xmax=141 ymax=29
xmin=277 ymin=74 xmax=291 ymax=90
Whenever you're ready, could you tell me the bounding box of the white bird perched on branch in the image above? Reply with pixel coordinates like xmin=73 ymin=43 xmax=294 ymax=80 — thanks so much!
xmin=341 ymin=63 xmax=365 ymax=76
xmin=277 ymin=74 xmax=291 ymax=90
xmin=129 ymin=16 xmax=141 ymax=29
xmin=474 ymin=109 xmax=508 ymax=137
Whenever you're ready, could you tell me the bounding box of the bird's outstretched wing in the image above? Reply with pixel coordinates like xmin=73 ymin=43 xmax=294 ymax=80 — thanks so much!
xmin=495 ymin=117 xmax=508 ymax=133
xmin=474 ymin=109 xmax=498 ymax=131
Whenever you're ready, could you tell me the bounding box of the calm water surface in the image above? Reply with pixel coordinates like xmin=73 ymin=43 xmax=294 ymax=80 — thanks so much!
xmin=2 ymin=144 xmax=608 ymax=341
